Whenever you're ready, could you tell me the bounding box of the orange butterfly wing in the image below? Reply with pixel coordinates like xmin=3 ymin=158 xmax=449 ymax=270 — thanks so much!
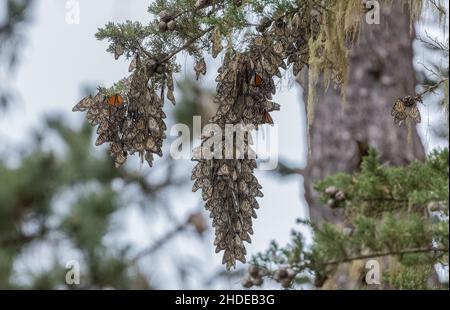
xmin=107 ymin=94 xmax=124 ymax=107
xmin=263 ymin=110 xmax=274 ymax=125
xmin=116 ymin=95 xmax=124 ymax=106
xmin=254 ymin=73 xmax=263 ymax=87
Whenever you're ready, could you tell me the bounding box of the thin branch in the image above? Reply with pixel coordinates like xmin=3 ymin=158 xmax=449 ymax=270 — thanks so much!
xmin=0 ymin=225 xmax=48 ymax=247
xmin=318 ymin=247 xmax=449 ymax=267
xmin=416 ymin=78 xmax=449 ymax=99
xmin=427 ymin=0 xmax=447 ymax=16
xmin=161 ymin=26 xmax=215 ymax=64
xmin=361 ymin=197 xmax=409 ymax=203
xmin=129 ymin=222 xmax=188 ymax=265
xmin=137 ymin=25 xmax=215 ymax=63
xmin=258 ymin=247 xmax=448 ymax=281
xmin=138 ymin=1 xmax=226 ymax=64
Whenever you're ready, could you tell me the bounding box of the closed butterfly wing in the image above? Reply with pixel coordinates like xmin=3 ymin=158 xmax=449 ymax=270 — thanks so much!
xmin=129 ymin=57 xmax=137 ymax=73
xmin=134 ymin=141 xmax=145 ymax=152
xmin=73 ymin=95 xmax=94 ymax=112
xmin=167 ymin=89 xmax=176 ymax=105
xmin=408 ymin=105 xmax=421 ymax=123
xmin=261 ymin=57 xmax=273 ymax=75
xmin=393 ymin=111 xmax=407 ymax=126
xmin=194 ymin=58 xmax=207 ymax=80
xmin=391 ymin=100 xmax=405 ymax=116
xmin=114 ymin=151 xmax=127 ymax=168
xmin=263 ymin=110 xmax=274 ymax=125
xmin=86 ymin=108 xmax=101 ymax=125
xmin=145 ymin=151 xmax=154 ymax=167
xmin=95 ymin=132 xmax=109 ymax=146
xmin=110 ymin=142 xmax=123 ymax=154
xmin=273 ymin=42 xmax=284 ymax=55
xmin=211 ymin=27 xmax=223 ymax=58
xmin=114 ymin=44 xmax=125 ymax=60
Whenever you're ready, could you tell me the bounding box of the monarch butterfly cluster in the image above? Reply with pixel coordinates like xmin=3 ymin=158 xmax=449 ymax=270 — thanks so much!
xmin=250 ymin=72 xmax=274 ymax=125
xmin=191 ymin=10 xmax=326 ymax=270
xmin=193 ymin=51 xmax=284 ymax=269
xmin=391 ymin=96 xmax=422 ymax=126
xmin=73 ymin=55 xmax=170 ymax=168
xmin=213 ymin=54 xmax=279 ymax=128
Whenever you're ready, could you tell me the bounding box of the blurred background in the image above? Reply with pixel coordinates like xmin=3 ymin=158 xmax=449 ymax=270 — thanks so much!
xmin=0 ymin=0 xmax=448 ymax=289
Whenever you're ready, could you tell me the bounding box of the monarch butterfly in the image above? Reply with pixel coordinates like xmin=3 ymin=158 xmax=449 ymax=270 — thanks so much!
xmin=391 ymin=98 xmax=421 ymax=126
xmin=72 ymin=95 xmax=94 ymax=112
xmin=106 ymin=94 xmax=124 ymax=107
xmin=263 ymin=109 xmax=274 ymax=125
xmin=393 ymin=111 xmax=407 ymax=126
xmin=128 ymin=57 xmax=137 ymax=73
xmin=408 ymin=105 xmax=421 ymax=123
xmin=254 ymin=73 xmax=264 ymax=87
xmin=391 ymin=99 xmax=405 ymax=116
xmin=114 ymin=44 xmax=125 ymax=60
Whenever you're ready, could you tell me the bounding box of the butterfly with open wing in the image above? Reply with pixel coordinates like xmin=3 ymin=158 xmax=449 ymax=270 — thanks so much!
xmin=106 ymin=94 xmax=124 ymax=107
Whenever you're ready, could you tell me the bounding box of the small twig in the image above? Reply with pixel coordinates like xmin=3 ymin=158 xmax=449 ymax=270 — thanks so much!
xmin=427 ymin=0 xmax=447 ymax=16
xmin=261 ymin=247 xmax=449 ymax=280
xmin=137 ymin=1 xmax=226 ymax=64
xmin=361 ymin=197 xmax=409 ymax=203
xmin=415 ymin=78 xmax=449 ymax=99
xmin=316 ymin=247 xmax=449 ymax=268
xmin=129 ymin=222 xmax=188 ymax=264
xmin=137 ymin=25 xmax=214 ymax=64
xmin=161 ymin=26 xmax=215 ymax=64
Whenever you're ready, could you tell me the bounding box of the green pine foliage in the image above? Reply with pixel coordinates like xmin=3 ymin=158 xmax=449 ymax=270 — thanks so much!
xmin=250 ymin=149 xmax=449 ymax=289
xmin=0 ymin=119 xmax=155 ymax=289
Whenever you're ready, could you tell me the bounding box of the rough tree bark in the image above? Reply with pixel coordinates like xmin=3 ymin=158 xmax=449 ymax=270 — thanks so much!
xmin=302 ymin=4 xmax=426 ymax=288
xmin=303 ymin=4 xmax=426 ymax=223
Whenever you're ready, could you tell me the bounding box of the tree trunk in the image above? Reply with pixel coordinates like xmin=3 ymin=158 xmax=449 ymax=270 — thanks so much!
xmin=303 ymin=4 xmax=425 ymax=224
xmin=302 ymin=4 xmax=426 ymax=289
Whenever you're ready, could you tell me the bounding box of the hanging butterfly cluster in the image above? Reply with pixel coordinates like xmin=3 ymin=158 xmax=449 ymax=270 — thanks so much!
xmin=191 ymin=54 xmax=277 ymax=269
xmin=255 ymin=10 xmax=321 ymax=77
xmin=73 ymin=54 xmax=173 ymax=168
xmin=391 ymin=95 xmax=422 ymax=126
xmin=190 ymin=10 xmax=323 ymax=269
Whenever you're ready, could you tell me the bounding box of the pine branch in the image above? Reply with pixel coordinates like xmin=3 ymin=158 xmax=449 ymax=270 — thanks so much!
xmin=138 ymin=1 xmax=226 ymax=64
xmin=258 ymin=247 xmax=449 ymax=283
xmin=161 ymin=25 xmax=215 ymax=64
xmin=416 ymin=78 xmax=449 ymax=99
xmin=317 ymin=247 xmax=449 ymax=267
xmin=0 ymin=225 xmax=48 ymax=247
xmin=128 ymin=212 xmax=206 ymax=265
xmin=129 ymin=222 xmax=188 ymax=264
